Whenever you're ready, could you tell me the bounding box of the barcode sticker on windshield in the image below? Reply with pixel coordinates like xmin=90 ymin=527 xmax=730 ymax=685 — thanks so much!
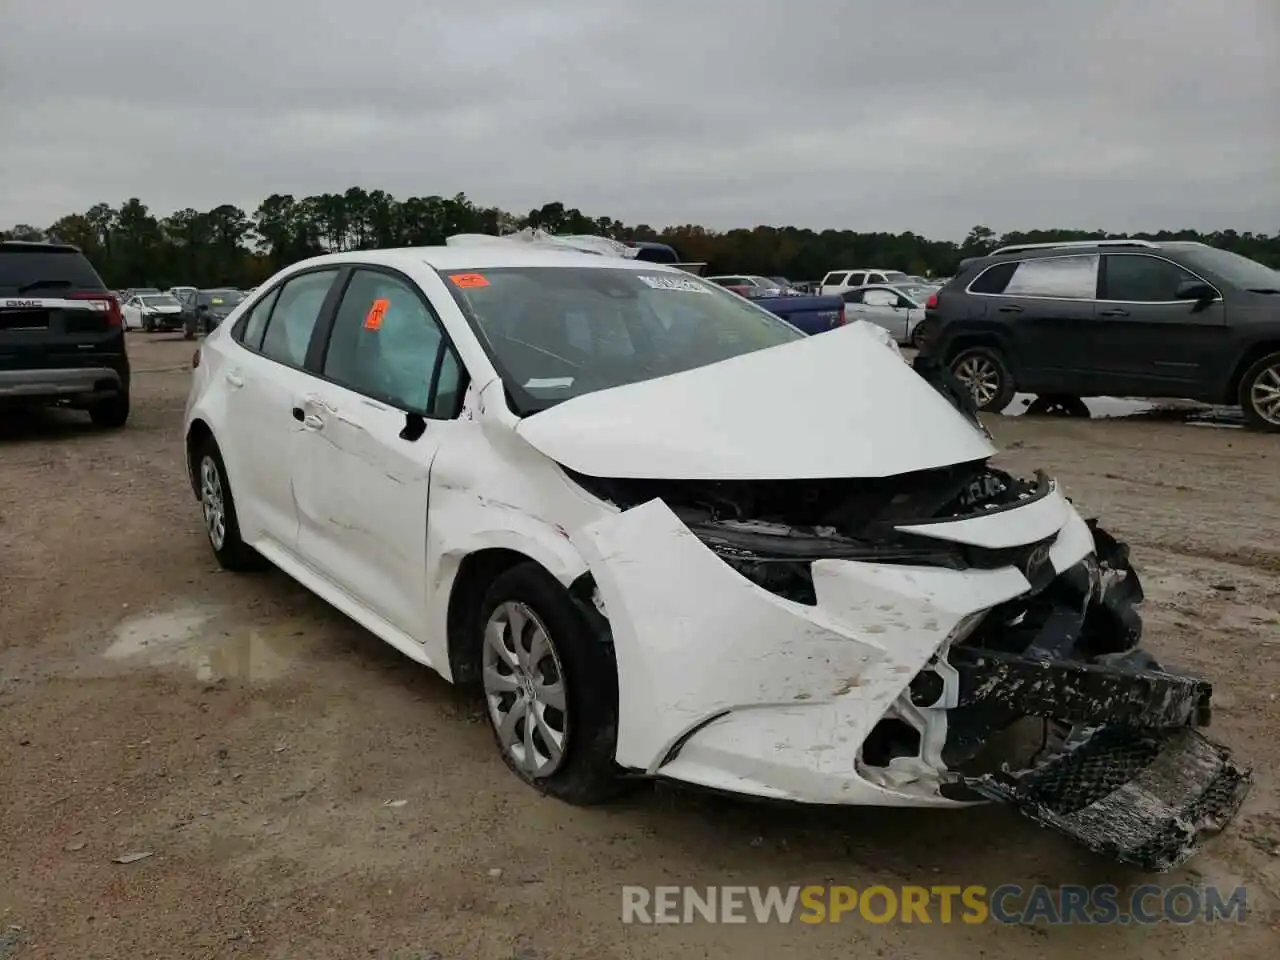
xmin=637 ymin=275 xmax=709 ymax=293
xmin=449 ymin=273 xmax=490 ymax=289
xmin=524 ymin=377 xmax=575 ymax=389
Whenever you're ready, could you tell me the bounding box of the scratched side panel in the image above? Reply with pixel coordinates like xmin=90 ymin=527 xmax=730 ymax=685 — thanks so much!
xmin=421 ymin=380 xmax=616 ymax=677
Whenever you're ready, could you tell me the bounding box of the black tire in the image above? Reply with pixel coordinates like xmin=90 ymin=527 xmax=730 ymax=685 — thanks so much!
xmin=476 ymin=562 xmax=630 ymax=805
xmin=1238 ymin=351 xmax=1280 ymax=433
xmin=88 ymin=392 xmax=129 ymax=428
xmin=910 ymin=319 xmax=934 ymax=351
xmin=949 ymin=345 xmax=1017 ymax=412
xmin=194 ymin=437 xmax=264 ymax=571
xmin=142 ymin=315 xmax=154 ymax=333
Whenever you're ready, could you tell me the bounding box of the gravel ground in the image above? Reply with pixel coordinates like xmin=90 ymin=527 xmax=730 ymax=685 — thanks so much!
xmin=1 ymin=335 xmax=1278 ymax=959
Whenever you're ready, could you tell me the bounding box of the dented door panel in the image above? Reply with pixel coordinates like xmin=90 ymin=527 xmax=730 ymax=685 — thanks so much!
xmin=292 ymin=381 xmax=438 ymax=638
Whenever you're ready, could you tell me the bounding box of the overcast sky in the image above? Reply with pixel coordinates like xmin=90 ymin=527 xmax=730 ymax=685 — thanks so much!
xmin=1 ymin=0 xmax=1276 ymax=240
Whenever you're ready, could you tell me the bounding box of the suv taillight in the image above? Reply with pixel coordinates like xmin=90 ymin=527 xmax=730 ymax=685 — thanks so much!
xmin=835 ymin=305 xmax=847 ymax=327
xmin=925 ymin=292 xmax=939 ymax=310
xmin=68 ymin=291 xmax=123 ymax=328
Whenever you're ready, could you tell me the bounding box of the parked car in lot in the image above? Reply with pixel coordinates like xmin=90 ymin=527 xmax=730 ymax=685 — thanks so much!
xmin=843 ymin=281 xmax=939 ymax=346
xmin=183 ymin=242 xmax=1248 ymax=871
xmin=0 ymin=240 xmax=130 ymax=427
xmin=122 ymin=292 xmax=184 ymax=331
xmin=182 ymin=288 xmax=245 ymax=339
xmin=915 ymin=239 xmax=1280 ymax=431
xmin=819 ymin=268 xmax=910 ymax=296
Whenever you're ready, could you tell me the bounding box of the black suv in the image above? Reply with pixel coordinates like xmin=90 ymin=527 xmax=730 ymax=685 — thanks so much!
xmin=916 ymin=239 xmax=1280 ymax=431
xmin=0 ymin=241 xmax=130 ymax=428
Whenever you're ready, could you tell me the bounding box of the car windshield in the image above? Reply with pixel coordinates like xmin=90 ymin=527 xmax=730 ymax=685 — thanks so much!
xmin=441 ymin=266 xmax=806 ymax=415
xmin=1172 ymin=244 xmax=1280 ymax=290
xmin=141 ymin=295 xmax=179 ymax=307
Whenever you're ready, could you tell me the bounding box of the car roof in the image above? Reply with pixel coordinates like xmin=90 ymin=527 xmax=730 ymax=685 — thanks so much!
xmin=289 ymin=246 xmax=695 ymax=274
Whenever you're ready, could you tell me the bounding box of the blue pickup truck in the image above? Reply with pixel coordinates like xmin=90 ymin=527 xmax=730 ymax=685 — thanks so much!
xmin=705 ymin=276 xmax=847 ymax=334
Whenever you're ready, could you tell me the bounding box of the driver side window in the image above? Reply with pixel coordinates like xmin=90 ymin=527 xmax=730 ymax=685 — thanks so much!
xmin=321 ymin=268 xmax=464 ymax=417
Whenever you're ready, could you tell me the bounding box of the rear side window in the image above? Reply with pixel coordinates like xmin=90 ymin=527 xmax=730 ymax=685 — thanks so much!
xmin=1101 ymin=255 xmax=1198 ymax=302
xmin=968 ymin=261 xmax=1018 ymax=294
xmin=233 ymin=287 xmax=281 ymax=350
xmin=0 ymin=247 xmax=104 ymax=294
xmin=847 ymin=272 xmax=867 ymax=287
xmin=975 ymin=255 xmax=1099 ymax=299
xmin=843 ymin=289 xmax=866 ymax=303
xmin=863 ymin=289 xmax=899 ymax=307
xmin=822 ymin=272 xmax=848 ymax=286
xmin=259 ymin=269 xmax=339 ymax=367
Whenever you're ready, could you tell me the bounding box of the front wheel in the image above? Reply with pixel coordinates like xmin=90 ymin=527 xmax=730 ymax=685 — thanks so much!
xmin=477 ymin=562 xmax=631 ymax=805
xmin=949 ymin=345 xmax=1017 ymax=412
xmin=1239 ymin=351 xmax=1280 ymax=433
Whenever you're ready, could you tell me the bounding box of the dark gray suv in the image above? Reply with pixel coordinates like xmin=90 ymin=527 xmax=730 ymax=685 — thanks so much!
xmin=916 ymin=239 xmax=1280 ymax=431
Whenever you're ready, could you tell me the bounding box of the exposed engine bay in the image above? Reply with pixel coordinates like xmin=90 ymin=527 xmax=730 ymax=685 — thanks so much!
xmin=568 ymin=461 xmax=1253 ymax=871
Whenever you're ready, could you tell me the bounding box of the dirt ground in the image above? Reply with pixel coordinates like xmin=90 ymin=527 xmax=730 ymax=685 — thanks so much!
xmin=1 ymin=335 xmax=1278 ymax=960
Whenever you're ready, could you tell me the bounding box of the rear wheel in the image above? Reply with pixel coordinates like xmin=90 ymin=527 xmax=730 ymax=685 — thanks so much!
xmin=196 ymin=439 xmax=264 ymax=571
xmin=1239 ymin=351 xmax=1280 ymax=433
xmin=89 ymin=392 xmax=129 ymax=428
xmin=949 ymin=345 xmax=1016 ymax=412
xmin=477 ymin=562 xmax=631 ymax=805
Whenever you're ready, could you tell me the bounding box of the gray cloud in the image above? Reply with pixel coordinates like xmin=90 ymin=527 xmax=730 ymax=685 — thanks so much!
xmin=1 ymin=0 xmax=1276 ymax=239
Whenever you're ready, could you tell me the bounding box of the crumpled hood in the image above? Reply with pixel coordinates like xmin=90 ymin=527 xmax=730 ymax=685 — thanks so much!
xmin=515 ymin=322 xmax=997 ymax=480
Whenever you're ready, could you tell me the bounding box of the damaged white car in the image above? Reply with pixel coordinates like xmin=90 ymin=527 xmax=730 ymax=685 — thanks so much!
xmin=183 ymin=239 xmax=1251 ymax=872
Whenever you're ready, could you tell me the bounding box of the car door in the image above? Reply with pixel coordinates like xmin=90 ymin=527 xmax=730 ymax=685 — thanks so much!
xmin=220 ymin=268 xmax=342 ymax=553
xmin=1093 ymin=253 xmax=1229 ymax=398
xmin=291 ymin=266 xmax=469 ymax=638
xmin=848 ymin=286 xmax=909 ymax=341
xmin=121 ymin=296 xmax=141 ymax=329
xmin=973 ymin=254 xmax=1101 ymax=394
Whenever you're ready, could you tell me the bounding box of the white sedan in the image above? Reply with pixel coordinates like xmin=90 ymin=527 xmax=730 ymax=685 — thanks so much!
xmin=842 ymin=282 xmax=939 ymax=346
xmin=182 ymin=243 xmax=1245 ymax=869
xmin=122 ymin=292 xmax=184 ymax=331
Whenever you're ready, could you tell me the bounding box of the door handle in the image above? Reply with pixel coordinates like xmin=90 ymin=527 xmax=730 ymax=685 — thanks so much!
xmin=998 ymin=305 xmax=1024 ymax=313
xmin=1099 ymin=308 xmax=1130 ymax=317
xmin=225 ymin=371 xmax=244 ymax=388
xmin=291 ymin=407 xmax=325 ymax=429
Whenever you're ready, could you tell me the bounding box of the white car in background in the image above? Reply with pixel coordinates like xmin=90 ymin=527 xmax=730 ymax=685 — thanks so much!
xmin=843 ymin=281 xmax=940 ymax=347
xmin=122 ymin=292 xmax=184 ymax=332
xmin=819 ymin=268 xmax=911 ymax=296
xmin=182 ymin=240 xmax=1247 ymax=872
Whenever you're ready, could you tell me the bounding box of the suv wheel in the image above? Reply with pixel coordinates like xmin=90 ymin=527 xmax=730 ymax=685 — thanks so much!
xmin=477 ymin=562 xmax=632 ymax=805
xmin=89 ymin=392 xmax=129 ymax=428
xmin=1239 ymin=351 xmax=1280 ymax=433
xmin=950 ymin=346 xmax=1016 ymax=412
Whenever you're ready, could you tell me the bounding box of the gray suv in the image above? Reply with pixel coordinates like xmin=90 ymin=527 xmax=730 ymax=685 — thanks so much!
xmin=916 ymin=239 xmax=1280 ymax=431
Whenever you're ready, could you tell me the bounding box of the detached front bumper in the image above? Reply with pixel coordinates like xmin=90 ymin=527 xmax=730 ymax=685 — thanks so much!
xmin=572 ymin=490 xmax=1251 ymax=871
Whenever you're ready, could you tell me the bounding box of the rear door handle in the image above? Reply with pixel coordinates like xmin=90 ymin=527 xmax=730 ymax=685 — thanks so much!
xmin=1099 ymin=308 xmax=1130 ymax=317
xmin=225 ymin=371 xmax=244 ymax=388
xmin=998 ymin=305 xmax=1024 ymax=313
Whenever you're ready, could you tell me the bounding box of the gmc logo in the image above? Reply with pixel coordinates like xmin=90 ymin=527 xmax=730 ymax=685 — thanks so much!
xmin=3 ymin=299 xmax=39 ymax=309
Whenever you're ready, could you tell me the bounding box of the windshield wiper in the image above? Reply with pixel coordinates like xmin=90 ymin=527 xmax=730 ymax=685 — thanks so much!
xmin=15 ymin=278 xmax=74 ymax=293
xmin=1246 ymin=288 xmax=1280 ymax=295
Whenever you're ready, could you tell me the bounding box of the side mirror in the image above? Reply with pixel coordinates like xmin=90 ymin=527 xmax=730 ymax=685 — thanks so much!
xmin=1175 ymin=280 xmax=1216 ymax=302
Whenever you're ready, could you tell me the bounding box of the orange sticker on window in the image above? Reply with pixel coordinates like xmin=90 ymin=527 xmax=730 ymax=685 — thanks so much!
xmin=364 ymin=298 xmax=389 ymax=330
xmin=449 ymin=273 xmax=490 ymax=289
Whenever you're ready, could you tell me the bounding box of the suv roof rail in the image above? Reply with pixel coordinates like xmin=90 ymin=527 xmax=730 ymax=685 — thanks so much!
xmin=990 ymin=239 xmax=1159 ymax=256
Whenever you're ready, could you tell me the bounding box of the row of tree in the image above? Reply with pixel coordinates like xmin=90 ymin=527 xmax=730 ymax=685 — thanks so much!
xmin=5 ymin=189 xmax=1278 ymax=289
